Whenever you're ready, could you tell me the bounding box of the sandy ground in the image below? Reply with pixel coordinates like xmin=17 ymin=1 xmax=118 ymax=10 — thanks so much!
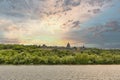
xmin=0 ymin=65 xmax=120 ymax=80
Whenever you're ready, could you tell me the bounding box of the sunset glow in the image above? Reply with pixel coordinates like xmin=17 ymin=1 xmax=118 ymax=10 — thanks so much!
xmin=0 ymin=0 xmax=120 ymax=48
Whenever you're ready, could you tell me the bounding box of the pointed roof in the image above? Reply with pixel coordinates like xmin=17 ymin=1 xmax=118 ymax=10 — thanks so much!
xmin=66 ymin=42 xmax=71 ymax=48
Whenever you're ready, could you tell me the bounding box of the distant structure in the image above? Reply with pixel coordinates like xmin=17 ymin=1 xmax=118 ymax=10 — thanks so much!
xmin=42 ymin=44 xmax=47 ymax=48
xmin=66 ymin=42 xmax=71 ymax=49
xmin=80 ymin=45 xmax=86 ymax=52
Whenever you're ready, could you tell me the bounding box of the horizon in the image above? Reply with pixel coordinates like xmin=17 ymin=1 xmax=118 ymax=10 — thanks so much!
xmin=0 ymin=0 xmax=120 ymax=48
xmin=1 ymin=43 xmax=120 ymax=49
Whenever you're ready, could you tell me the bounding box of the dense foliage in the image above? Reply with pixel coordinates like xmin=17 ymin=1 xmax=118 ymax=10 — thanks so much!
xmin=0 ymin=44 xmax=120 ymax=65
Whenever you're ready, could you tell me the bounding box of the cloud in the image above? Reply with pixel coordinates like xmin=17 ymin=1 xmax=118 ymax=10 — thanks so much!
xmin=84 ymin=0 xmax=112 ymax=7
xmin=0 ymin=0 xmax=116 ymax=46
xmin=62 ymin=19 xmax=120 ymax=47
xmin=0 ymin=0 xmax=112 ymax=22
xmin=0 ymin=0 xmax=47 ymax=20
xmin=88 ymin=8 xmax=101 ymax=14
xmin=0 ymin=38 xmax=20 ymax=44
xmin=78 ymin=20 xmax=120 ymax=44
xmin=0 ymin=19 xmax=28 ymax=44
xmin=86 ymin=20 xmax=120 ymax=35
xmin=72 ymin=21 xmax=80 ymax=28
xmin=55 ymin=0 xmax=81 ymax=12
xmin=64 ymin=0 xmax=81 ymax=7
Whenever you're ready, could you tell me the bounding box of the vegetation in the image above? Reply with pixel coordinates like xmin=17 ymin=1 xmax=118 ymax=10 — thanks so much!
xmin=0 ymin=44 xmax=120 ymax=65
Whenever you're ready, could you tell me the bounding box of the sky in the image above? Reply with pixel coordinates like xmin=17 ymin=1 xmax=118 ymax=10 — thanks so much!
xmin=0 ymin=0 xmax=120 ymax=48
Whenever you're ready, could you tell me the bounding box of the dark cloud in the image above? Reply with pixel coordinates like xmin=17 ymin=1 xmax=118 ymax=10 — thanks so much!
xmin=87 ymin=21 xmax=120 ymax=34
xmin=0 ymin=0 xmax=47 ymax=19
xmin=64 ymin=0 xmax=81 ymax=7
xmin=55 ymin=0 xmax=81 ymax=7
xmin=63 ymin=0 xmax=81 ymax=12
xmin=64 ymin=20 xmax=120 ymax=48
xmin=93 ymin=9 xmax=101 ymax=14
xmin=88 ymin=9 xmax=101 ymax=14
xmin=79 ymin=21 xmax=120 ymax=45
xmin=61 ymin=20 xmax=81 ymax=29
xmin=85 ymin=0 xmax=112 ymax=7
xmin=72 ymin=21 xmax=80 ymax=28
xmin=55 ymin=0 xmax=81 ymax=13
xmin=0 ymin=38 xmax=20 ymax=44
xmin=63 ymin=7 xmax=72 ymax=12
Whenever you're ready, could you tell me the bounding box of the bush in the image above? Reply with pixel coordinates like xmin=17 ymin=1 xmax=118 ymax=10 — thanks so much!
xmin=0 ymin=44 xmax=120 ymax=64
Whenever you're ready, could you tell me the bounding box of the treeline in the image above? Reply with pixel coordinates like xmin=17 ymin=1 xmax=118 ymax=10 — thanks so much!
xmin=0 ymin=44 xmax=120 ymax=65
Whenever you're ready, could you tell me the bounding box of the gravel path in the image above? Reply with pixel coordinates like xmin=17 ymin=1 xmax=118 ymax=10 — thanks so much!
xmin=0 ymin=65 xmax=120 ymax=80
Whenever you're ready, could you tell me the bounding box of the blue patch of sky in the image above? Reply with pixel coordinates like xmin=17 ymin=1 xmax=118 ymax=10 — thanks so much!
xmin=81 ymin=0 xmax=120 ymax=29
